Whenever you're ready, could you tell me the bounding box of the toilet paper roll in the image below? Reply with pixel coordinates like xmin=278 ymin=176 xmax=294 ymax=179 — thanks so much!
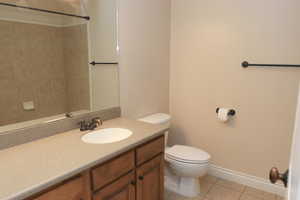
xmin=217 ymin=108 xmax=230 ymax=122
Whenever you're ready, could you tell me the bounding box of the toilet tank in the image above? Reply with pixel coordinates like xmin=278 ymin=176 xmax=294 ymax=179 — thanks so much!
xmin=138 ymin=113 xmax=171 ymax=146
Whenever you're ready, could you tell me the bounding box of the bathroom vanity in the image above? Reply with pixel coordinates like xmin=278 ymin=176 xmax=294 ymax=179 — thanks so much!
xmin=28 ymin=136 xmax=164 ymax=200
xmin=0 ymin=118 xmax=167 ymax=200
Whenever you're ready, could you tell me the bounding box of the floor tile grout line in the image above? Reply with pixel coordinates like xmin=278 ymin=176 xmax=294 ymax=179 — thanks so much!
xmin=165 ymin=175 xmax=278 ymax=200
xmin=215 ymin=178 xmax=247 ymax=193
xmin=213 ymin=182 xmax=246 ymax=194
xmin=238 ymin=186 xmax=247 ymax=200
xmin=243 ymin=188 xmax=277 ymax=200
xmin=205 ymin=183 xmax=245 ymax=200
xmin=204 ymin=180 xmax=217 ymax=199
xmin=207 ymin=178 xmax=247 ymax=200
xmin=238 ymin=192 xmax=243 ymax=200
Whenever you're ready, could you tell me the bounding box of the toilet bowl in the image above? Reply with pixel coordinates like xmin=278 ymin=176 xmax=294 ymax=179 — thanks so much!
xmin=165 ymin=145 xmax=210 ymax=197
xmin=138 ymin=113 xmax=211 ymax=198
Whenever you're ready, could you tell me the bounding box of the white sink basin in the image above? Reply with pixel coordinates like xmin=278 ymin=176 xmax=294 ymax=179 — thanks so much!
xmin=81 ymin=128 xmax=133 ymax=144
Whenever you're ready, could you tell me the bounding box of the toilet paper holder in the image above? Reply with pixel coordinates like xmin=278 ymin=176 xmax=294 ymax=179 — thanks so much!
xmin=216 ymin=108 xmax=236 ymax=116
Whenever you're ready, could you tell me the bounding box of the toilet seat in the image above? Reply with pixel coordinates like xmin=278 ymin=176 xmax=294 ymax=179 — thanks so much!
xmin=165 ymin=145 xmax=210 ymax=164
xmin=166 ymin=155 xmax=209 ymax=165
xmin=166 ymin=155 xmax=209 ymax=164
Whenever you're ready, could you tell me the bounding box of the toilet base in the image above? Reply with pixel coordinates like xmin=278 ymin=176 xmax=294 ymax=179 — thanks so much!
xmin=165 ymin=174 xmax=201 ymax=197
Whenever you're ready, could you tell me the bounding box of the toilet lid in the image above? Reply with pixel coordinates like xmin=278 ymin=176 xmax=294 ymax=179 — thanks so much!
xmin=165 ymin=145 xmax=210 ymax=164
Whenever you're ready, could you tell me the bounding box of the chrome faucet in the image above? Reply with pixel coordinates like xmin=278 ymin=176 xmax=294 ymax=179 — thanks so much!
xmin=79 ymin=117 xmax=103 ymax=131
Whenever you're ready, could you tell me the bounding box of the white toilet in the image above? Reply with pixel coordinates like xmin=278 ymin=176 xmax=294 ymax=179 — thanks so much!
xmin=139 ymin=113 xmax=211 ymax=197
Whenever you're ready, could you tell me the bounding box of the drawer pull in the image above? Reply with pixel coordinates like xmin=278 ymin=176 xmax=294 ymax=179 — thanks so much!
xmin=138 ymin=176 xmax=144 ymax=181
xmin=131 ymin=180 xmax=136 ymax=185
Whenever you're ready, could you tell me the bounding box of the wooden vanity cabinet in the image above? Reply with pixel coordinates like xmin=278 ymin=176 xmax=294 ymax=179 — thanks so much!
xmin=136 ymin=136 xmax=164 ymax=166
xmin=93 ymin=154 xmax=164 ymax=200
xmin=92 ymin=136 xmax=164 ymax=200
xmin=28 ymin=175 xmax=87 ymax=200
xmin=26 ymin=135 xmax=164 ymax=200
xmin=135 ymin=136 xmax=165 ymax=200
xmin=137 ymin=154 xmax=164 ymax=200
xmin=93 ymin=172 xmax=136 ymax=200
xmin=91 ymin=151 xmax=135 ymax=191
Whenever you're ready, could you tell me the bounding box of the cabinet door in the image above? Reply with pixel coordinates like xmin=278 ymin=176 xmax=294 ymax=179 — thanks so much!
xmin=137 ymin=154 xmax=164 ymax=200
xmin=136 ymin=136 xmax=164 ymax=166
xmin=31 ymin=176 xmax=85 ymax=200
xmin=93 ymin=172 xmax=135 ymax=200
xmin=92 ymin=151 xmax=135 ymax=191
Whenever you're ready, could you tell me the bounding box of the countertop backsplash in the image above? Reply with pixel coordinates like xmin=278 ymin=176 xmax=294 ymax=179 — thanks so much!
xmin=0 ymin=107 xmax=121 ymax=150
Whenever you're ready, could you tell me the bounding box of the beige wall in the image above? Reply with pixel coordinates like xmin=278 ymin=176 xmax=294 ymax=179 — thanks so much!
xmin=87 ymin=0 xmax=120 ymax=111
xmin=170 ymin=0 xmax=300 ymax=179
xmin=88 ymin=0 xmax=118 ymax=63
xmin=118 ymin=0 xmax=171 ymax=119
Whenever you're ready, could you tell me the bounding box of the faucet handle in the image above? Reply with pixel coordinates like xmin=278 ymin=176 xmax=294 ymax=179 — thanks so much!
xmin=78 ymin=120 xmax=88 ymax=131
xmin=92 ymin=117 xmax=103 ymax=126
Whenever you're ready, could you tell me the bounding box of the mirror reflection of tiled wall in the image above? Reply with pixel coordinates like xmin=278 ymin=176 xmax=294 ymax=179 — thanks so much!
xmin=0 ymin=20 xmax=90 ymax=126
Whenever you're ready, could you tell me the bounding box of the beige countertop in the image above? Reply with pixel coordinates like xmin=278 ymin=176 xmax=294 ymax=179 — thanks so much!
xmin=0 ymin=118 xmax=167 ymax=200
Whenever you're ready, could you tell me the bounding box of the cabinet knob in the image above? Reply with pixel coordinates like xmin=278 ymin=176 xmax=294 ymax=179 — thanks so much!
xmin=138 ymin=176 xmax=144 ymax=180
xmin=131 ymin=180 xmax=136 ymax=185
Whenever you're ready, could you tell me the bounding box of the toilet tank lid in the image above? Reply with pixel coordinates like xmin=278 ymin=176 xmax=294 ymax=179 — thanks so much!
xmin=138 ymin=113 xmax=171 ymax=124
xmin=166 ymin=145 xmax=211 ymax=162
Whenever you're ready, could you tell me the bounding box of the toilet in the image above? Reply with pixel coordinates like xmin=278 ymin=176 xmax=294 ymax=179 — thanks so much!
xmin=139 ymin=113 xmax=211 ymax=197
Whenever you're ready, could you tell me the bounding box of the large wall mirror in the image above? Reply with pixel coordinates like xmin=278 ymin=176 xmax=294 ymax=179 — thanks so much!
xmin=0 ymin=0 xmax=120 ymax=132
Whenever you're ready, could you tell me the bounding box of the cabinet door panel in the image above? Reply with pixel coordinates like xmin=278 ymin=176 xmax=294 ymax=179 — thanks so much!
xmin=137 ymin=154 xmax=164 ymax=200
xmin=94 ymin=172 xmax=135 ymax=200
xmin=31 ymin=176 xmax=84 ymax=200
xmin=136 ymin=136 xmax=164 ymax=166
xmin=92 ymin=151 xmax=135 ymax=191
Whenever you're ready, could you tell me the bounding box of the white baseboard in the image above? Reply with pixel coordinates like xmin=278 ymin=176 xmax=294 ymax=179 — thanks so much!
xmin=208 ymin=164 xmax=287 ymax=197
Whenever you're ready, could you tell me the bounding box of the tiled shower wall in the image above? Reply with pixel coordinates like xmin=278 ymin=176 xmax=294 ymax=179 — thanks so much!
xmin=0 ymin=20 xmax=90 ymax=126
xmin=62 ymin=25 xmax=90 ymax=112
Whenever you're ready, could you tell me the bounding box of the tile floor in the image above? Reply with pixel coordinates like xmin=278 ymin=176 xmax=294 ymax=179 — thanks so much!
xmin=164 ymin=175 xmax=285 ymax=200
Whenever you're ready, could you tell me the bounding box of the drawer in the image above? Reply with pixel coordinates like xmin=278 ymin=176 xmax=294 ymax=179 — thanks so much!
xmin=30 ymin=176 xmax=84 ymax=200
xmin=92 ymin=151 xmax=135 ymax=191
xmin=136 ymin=136 xmax=164 ymax=165
xmin=93 ymin=172 xmax=135 ymax=200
